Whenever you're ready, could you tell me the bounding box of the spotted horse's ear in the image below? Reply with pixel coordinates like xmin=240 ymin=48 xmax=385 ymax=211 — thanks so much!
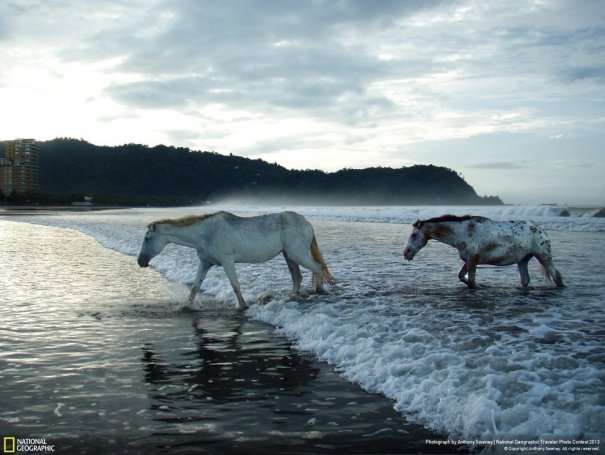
xmin=413 ymin=219 xmax=423 ymax=228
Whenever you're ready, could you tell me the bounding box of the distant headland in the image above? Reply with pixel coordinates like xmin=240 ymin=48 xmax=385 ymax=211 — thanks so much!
xmin=11 ymin=138 xmax=503 ymax=206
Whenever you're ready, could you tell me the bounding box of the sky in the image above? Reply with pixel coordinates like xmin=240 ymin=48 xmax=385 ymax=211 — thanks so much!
xmin=1 ymin=0 xmax=604 ymax=205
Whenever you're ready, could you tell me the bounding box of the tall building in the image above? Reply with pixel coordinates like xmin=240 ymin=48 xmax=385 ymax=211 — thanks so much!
xmin=0 ymin=139 xmax=40 ymax=195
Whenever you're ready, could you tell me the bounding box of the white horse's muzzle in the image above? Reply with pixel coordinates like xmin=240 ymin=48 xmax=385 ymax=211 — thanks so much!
xmin=137 ymin=254 xmax=150 ymax=267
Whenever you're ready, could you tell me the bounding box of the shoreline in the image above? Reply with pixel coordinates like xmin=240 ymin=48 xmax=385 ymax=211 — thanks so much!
xmin=0 ymin=205 xmax=131 ymax=216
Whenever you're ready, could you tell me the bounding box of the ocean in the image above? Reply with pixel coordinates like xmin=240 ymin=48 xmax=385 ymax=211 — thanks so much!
xmin=1 ymin=205 xmax=603 ymax=454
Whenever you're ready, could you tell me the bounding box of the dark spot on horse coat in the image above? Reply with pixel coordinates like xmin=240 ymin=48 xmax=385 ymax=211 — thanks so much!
xmin=432 ymin=224 xmax=454 ymax=239
xmin=467 ymin=222 xmax=475 ymax=237
xmin=483 ymin=241 xmax=499 ymax=253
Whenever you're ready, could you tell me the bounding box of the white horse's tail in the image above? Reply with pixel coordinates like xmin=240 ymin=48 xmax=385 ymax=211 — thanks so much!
xmin=310 ymin=235 xmax=336 ymax=285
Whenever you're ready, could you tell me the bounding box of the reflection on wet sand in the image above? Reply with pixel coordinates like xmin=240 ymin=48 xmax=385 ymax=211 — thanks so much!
xmin=140 ymin=314 xmax=458 ymax=454
xmin=143 ymin=317 xmax=319 ymax=403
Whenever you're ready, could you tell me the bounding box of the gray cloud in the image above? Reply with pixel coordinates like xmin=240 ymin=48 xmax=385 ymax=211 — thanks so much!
xmin=105 ymin=76 xmax=214 ymax=109
xmin=467 ymin=161 xmax=528 ymax=170
xmin=565 ymin=65 xmax=605 ymax=83
xmin=0 ymin=4 xmax=14 ymax=40
xmin=30 ymin=0 xmax=604 ymax=124
xmin=79 ymin=0 xmax=445 ymax=121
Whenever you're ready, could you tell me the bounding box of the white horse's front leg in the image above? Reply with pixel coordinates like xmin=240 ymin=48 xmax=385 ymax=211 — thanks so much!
xmin=188 ymin=261 xmax=211 ymax=304
xmin=222 ymin=262 xmax=247 ymax=309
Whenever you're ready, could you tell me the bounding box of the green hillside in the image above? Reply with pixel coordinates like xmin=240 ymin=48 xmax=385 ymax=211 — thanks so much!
xmin=35 ymin=138 xmax=502 ymax=206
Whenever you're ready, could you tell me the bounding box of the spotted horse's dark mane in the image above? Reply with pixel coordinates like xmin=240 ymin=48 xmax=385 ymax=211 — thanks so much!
xmin=413 ymin=214 xmax=488 ymax=228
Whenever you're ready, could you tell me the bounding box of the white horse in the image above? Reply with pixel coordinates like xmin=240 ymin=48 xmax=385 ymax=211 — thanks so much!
xmin=137 ymin=211 xmax=336 ymax=308
xmin=403 ymin=215 xmax=564 ymax=288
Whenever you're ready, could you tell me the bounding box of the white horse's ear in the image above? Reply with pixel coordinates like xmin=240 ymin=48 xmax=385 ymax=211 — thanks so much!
xmin=150 ymin=223 xmax=157 ymax=232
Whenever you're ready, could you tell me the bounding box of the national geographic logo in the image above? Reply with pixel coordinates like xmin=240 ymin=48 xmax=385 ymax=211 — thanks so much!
xmin=3 ymin=437 xmax=55 ymax=453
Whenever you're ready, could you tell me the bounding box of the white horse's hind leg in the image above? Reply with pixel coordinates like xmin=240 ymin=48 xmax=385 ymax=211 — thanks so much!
xmin=283 ymin=253 xmax=302 ymax=296
xmin=290 ymin=254 xmax=324 ymax=293
xmin=222 ymin=261 xmax=248 ymax=308
xmin=312 ymin=267 xmax=325 ymax=293
xmin=284 ymin=236 xmax=325 ymax=293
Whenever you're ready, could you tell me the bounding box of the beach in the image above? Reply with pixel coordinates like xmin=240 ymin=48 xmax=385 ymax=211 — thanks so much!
xmin=1 ymin=205 xmax=603 ymax=454
xmin=0 ymin=218 xmax=463 ymax=454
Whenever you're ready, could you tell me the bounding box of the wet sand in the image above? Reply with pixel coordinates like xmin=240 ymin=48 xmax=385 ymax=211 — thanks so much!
xmin=43 ymin=312 xmax=468 ymax=455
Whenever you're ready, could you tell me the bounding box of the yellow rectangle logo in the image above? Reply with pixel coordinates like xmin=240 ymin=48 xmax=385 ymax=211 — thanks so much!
xmin=3 ymin=437 xmax=16 ymax=453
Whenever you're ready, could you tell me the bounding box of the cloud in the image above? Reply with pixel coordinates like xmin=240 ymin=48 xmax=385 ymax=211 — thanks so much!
xmin=565 ymin=65 xmax=605 ymax=83
xmin=165 ymin=129 xmax=201 ymax=146
xmin=468 ymin=161 xmax=528 ymax=170
xmin=13 ymin=1 xmax=605 ymax=129
xmin=105 ymin=76 xmax=214 ymax=109
xmin=75 ymin=0 xmax=445 ymax=122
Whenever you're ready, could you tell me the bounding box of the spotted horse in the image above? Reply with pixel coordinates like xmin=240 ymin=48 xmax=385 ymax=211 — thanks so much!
xmin=403 ymin=215 xmax=564 ymax=288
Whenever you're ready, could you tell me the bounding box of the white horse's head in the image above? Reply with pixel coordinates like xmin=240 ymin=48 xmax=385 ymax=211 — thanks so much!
xmin=403 ymin=220 xmax=429 ymax=260
xmin=137 ymin=223 xmax=170 ymax=267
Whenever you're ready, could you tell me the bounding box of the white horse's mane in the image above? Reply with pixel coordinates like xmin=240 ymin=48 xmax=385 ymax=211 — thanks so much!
xmin=149 ymin=211 xmax=228 ymax=228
